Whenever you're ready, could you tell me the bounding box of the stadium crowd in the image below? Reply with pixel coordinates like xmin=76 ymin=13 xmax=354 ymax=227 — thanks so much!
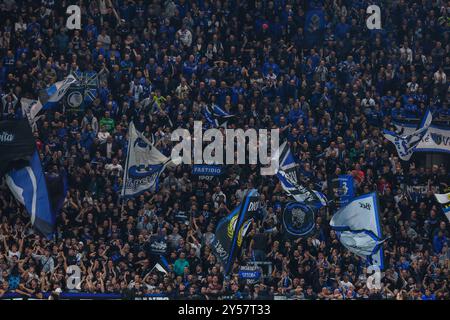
xmin=0 ymin=0 xmax=450 ymax=300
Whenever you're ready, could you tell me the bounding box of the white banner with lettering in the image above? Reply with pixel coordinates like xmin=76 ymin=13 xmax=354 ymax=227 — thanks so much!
xmin=394 ymin=122 xmax=450 ymax=154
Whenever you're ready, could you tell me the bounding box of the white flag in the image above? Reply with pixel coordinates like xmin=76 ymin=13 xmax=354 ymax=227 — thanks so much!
xmin=330 ymin=192 xmax=384 ymax=269
xmin=121 ymin=122 xmax=173 ymax=197
xmin=383 ymin=109 xmax=432 ymax=161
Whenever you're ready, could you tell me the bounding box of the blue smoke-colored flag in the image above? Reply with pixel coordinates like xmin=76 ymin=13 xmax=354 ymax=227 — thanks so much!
xmin=305 ymin=9 xmax=325 ymax=30
xmin=330 ymin=193 xmax=385 ymax=269
xmin=5 ymin=151 xmax=55 ymax=238
xmin=282 ymin=202 xmax=316 ymax=237
xmin=305 ymin=9 xmax=325 ymax=42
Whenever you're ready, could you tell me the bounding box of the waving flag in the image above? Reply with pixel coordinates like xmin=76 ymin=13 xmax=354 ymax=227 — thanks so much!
xmin=65 ymin=71 xmax=99 ymax=111
xmin=274 ymin=142 xmax=327 ymax=209
xmin=330 ymin=193 xmax=384 ymax=269
xmin=202 ymin=105 xmax=234 ymax=128
xmin=383 ymin=109 xmax=433 ymax=161
xmin=24 ymin=74 xmax=78 ymax=121
xmin=5 ymin=151 xmax=55 ymax=238
xmin=212 ymin=104 xmax=233 ymax=118
xmin=434 ymin=192 xmax=450 ymax=222
xmin=121 ymin=122 xmax=173 ymax=197
xmin=211 ymin=189 xmax=260 ymax=274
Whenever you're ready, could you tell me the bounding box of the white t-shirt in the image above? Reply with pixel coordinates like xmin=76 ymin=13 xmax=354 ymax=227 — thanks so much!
xmin=8 ymin=250 xmax=21 ymax=260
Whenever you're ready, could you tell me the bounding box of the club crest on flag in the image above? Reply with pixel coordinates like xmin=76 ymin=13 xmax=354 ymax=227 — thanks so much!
xmin=121 ymin=122 xmax=173 ymax=197
xmin=282 ymin=202 xmax=315 ymax=237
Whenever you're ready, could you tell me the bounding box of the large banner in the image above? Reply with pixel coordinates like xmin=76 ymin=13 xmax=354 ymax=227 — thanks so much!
xmin=394 ymin=121 xmax=450 ymax=154
xmin=121 ymin=122 xmax=172 ymax=197
xmin=330 ymin=193 xmax=384 ymax=270
xmin=211 ymin=189 xmax=260 ymax=274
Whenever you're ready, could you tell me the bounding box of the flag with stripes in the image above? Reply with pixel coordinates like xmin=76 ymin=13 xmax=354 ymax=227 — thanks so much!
xmin=383 ymin=109 xmax=433 ymax=161
xmin=5 ymin=151 xmax=55 ymax=238
xmin=275 ymin=142 xmax=327 ymax=209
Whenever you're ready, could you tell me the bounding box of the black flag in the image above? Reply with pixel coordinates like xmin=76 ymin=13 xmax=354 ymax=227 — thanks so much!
xmin=211 ymin=189 xmax=260 ymax=274
xmin=0 ymin=119 xmax=35 ymax=175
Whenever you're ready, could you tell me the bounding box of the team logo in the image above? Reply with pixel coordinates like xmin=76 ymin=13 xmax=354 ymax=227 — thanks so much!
xmin=282 ymin=202 xmax=315 ymax=237
xmin=67 ymin=91 xmax=83 ymax=108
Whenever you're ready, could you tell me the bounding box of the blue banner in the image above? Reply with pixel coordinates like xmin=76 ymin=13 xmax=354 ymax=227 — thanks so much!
xmin=238 ymin=265 xmax=262 ymax=283
xmin=192 ymin=164 xmax=223 ymax=176
xmin=331 ymin=175 xmax=355 ymax=207
xmin=305 ymin=9 xmax=325 ymax=35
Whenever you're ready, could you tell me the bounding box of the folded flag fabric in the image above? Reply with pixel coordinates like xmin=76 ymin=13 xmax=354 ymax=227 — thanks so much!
xmin=5 ymin=151 xmax=55 ymax=238
xmin=330 ymin=192 xmax=384 ymax=269
xmin=434 ymin=192 xmax=450 ymax=222
xmin=383 ymin=109 xmax=432 ymax=161
xmin=274 ymin=141 xmax=327 ymax=209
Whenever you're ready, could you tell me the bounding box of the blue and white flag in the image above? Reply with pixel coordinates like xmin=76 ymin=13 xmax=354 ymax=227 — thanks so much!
xmin=24 ymin=74 xmax=78 ymax=121
xmin=274 ymin=142 xmax=327 ymax=209
xmin=65 ymin=71 xmax=99 ymax=111
xmin=331 ymin=175 xmax=355 ymax=207
xmin=5 ymin=151 xmax=55 ymax=238
xmin=202 ymin=105 xmax=234 ymax=128
xmin=151 ymin=255 xmax=170 ymax=275
xmin=211 ymin=189 xmax=260 ymax=274
xmin=211 ymin=104 xmax=233 ymax=118
xmin=393 ymin=121 xmax=450 ymax=155
xmin=330 ymin=193 xmax=384 ymax=269
xmin=434 ymin=192 xmax=450 ymax=222
xmin=383 ymin=109 xmax=433 ymax=161
xmin=121 ymin=122 xmax=173 ymax=197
